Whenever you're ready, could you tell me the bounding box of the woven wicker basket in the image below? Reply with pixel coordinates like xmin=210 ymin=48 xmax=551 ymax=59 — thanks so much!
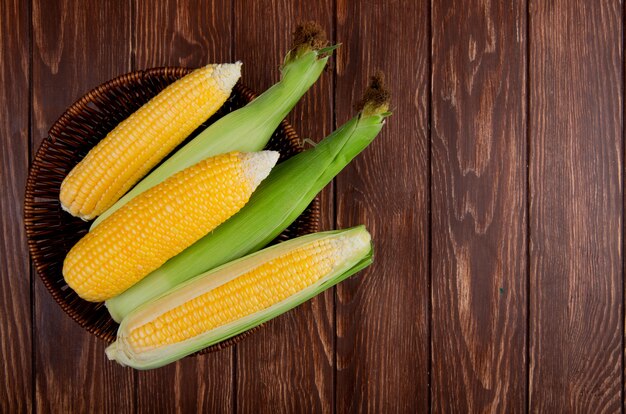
xmin=24 ymin=67 xmax=320 ymax=355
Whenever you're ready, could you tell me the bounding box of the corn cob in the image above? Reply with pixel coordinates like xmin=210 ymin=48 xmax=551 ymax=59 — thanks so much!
xmin=106 ymin=73 xmax=390 ymax=322
xmin=60 ymin=63 xmax=242 ymax=220
xmin=105 ymin=226 xmax=372 ymax=370
xmin=92 ymin=22 xmax=336 ymax=227
xmin=63 ymin=151 xmax=278 ymax=302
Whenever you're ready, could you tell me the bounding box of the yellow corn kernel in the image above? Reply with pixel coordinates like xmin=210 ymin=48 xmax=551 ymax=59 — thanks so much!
xmin=60 ymin=63 xmax=242 ymax=220
xmin=127 ymin=238 xmax=345 ymax=352
xmin=63 ymin=151 xmax=278 ymax=302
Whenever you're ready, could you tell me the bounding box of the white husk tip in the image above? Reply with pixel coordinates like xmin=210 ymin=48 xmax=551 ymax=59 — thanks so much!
xmin=211 ymin=61 xmax=242 ymax=92
xmin=332 ymin=229 xmax=372 ymax=264
xmin=240 ymin=151 xmax=280 ymax=189
xmin=105 ymin=341 xmax=130 ymax=367
xmin=105 ymin=342 xmax=120 ymax=361
xmin=105 ymin=343 xmax=115 ymax=359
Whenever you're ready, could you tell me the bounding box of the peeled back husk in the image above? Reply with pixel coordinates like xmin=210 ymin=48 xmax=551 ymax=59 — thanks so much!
xmin=105 ymin=226 xmax=373 ymax=370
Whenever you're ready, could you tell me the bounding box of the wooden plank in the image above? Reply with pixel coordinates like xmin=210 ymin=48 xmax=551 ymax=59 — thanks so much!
xmin=430 ymin=0 xmax=527 ymax=411
xmin=0 ymin=0 xmax=31 ymax=412
xmin=31 ymin=1 xmax=134 ymax=411
xmin=132 ymin=0 xmax=234 ymax=412
xmin=334 ymin=0 xmax=429 ymax=411
xmin=232 ymin=2 xmax=335 ymax=412
xmin=134 ymin=0 xmax=231 ymax=68
xmin=529 ymin=0 xmax=622 ymax=412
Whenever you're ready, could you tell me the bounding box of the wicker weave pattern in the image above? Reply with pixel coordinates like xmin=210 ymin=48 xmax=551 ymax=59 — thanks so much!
xmin=24 ymin=68 xmax=320 ymax=354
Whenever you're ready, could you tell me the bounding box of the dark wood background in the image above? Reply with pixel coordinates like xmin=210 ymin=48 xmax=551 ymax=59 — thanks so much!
xmin=1 ymin=0 xmax=624 ymax=412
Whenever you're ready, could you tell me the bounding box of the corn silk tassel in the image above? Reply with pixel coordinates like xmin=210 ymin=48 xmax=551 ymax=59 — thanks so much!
xmin=107 ymin=73 xmax=391 ymax=322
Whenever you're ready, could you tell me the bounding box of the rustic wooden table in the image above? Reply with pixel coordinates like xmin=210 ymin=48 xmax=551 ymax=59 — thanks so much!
xmin=1 ymin=0 xmax=623 ymax=412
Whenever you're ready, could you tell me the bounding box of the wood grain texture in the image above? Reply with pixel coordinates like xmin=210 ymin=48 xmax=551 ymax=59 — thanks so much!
xmin=31 ymin=1 xmax=135 ymax=411
xmin=529 ymin=0 xmax=623 ymax=412
xmin=430 ymin=0 xmax=527 ymax=412
xmin=0 ymin=0 xmax=31 ymax=411
xmin=134 ymin=0 xmax=232 ymax=68
xmin=133 ymin=1 xmax=234 ymax=412
xmin=334 ymin=0 xmax=429 ymax=412
xmin=232 ymin=1 xmax=336 ymax=412
xmin=7 ymin=0 xmax=626 ymax=411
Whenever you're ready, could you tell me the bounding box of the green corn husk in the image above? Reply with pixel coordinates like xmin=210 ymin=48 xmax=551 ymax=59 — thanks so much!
xmin=92 ymin=22 xmax=335 ymax=227
xmin=106 ymin=73 xmax=390 ymax=322
xmin=105 ymin=226 xmax=372 ymax=370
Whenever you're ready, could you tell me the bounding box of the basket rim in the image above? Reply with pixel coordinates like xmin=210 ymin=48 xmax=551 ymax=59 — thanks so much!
xmin=23 ymin=66 xmax=318 ymax=353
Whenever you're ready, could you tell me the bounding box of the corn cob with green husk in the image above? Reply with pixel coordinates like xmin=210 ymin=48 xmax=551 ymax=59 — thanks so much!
xmin=63 ymin=151 xmax=278 ymax=302
xmin=60 ymin=63 xmax=242 ymax=220
xmin=92 ymin=22 xmax=336 ymax=227
xmin=106 ymin=73 xmax=390 ymax=321
xmin=105 ymin=226 xmax=372 ymax=370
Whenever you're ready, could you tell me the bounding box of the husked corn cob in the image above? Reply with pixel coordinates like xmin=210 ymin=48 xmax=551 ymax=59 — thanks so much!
xmin=105 ymin=226 xmax=373 ymax=369
xmin=63 ymin=151 xmax=278 ymax=302
xmin=60 ymin=63 xmax=242 ymax=220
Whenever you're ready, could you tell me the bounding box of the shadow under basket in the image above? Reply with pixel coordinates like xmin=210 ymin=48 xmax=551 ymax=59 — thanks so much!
xmin=24 ymin=67 xmax=320 ymax=355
